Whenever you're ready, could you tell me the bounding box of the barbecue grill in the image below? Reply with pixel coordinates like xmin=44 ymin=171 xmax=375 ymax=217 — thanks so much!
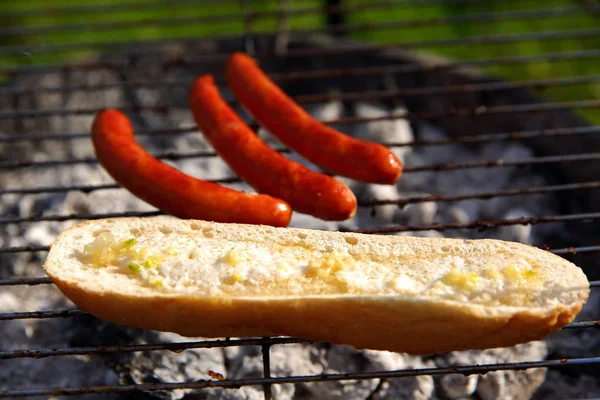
xmin=0 ymin=0 xmax=599 ymax=399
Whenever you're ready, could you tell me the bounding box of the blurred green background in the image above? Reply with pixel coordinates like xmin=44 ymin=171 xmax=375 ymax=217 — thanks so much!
xmin=0 ymin=0 xmax=598 ymax=124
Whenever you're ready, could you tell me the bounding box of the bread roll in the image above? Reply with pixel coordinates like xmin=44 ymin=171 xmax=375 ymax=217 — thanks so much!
xmin=43 ymin=217 xmax=589 ymax=355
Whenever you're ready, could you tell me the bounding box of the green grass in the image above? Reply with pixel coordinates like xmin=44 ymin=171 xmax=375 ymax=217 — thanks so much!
xmin=0 ymin=0 xmax=598 ymax=124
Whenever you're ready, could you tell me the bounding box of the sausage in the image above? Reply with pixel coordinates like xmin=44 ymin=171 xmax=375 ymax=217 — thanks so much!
xmin=91 ymin=109 xmax=292 ymax=227
xmin=225 ymin=52 xmax=403 ymax=185
xmin=189 ymin=75 xmax=358 ymax=221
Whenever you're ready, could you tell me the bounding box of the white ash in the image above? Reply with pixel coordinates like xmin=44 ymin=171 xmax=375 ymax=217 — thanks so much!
xmin=63 ymin=318 xmax=228 ymax=400
xmin=434 ymin=341 xmax=549 ymax=400
xmin=215 ymin=344 xmax=298 ymax=400
xmin=0 ymin=291 xmax=119 ymax=400
xmin=439 ymin=374 xmax=478 ymax=399
xmin=364 ymin=350 xmax=435 ymax=400
xmin=0 ymin=65 xmax=595 ymax=400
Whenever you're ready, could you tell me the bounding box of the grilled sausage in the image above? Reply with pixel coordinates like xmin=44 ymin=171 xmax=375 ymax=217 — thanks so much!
xmin=91 ymin=109 xmax=292 ymax=227
xmin=189 ymin=75 xmax=358 ymax=221
xmin=225 ymin=52 xmax=403 ymax=185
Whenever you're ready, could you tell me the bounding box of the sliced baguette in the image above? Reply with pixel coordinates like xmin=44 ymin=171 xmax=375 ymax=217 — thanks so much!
xmin=44 ymin=217 xmax=589 ymax=355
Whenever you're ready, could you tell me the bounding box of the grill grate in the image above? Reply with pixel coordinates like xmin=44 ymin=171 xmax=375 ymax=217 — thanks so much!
xmin=1 ymin=0 xmax=599 ymax=399
xmin=4 ymin=355 xmax=600 ymax=399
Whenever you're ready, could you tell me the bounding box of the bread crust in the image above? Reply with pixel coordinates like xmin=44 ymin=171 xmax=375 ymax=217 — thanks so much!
xmin=51 ymin=275 xmax=582 ymax=355
xmin=44 ymin=218 xmax=589 ymax=355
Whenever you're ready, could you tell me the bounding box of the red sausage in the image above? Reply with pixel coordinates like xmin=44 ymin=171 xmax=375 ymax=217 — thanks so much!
xmin=91 ymin=109 xmax=292 ymax=227
xmin=189 ymin=75 xmax=358 ymax=221
xmin=225 ymin=52 xmax=403 ymax=185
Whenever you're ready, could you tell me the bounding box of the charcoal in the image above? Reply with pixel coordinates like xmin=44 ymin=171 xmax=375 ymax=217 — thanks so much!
xmin=433 ymin=341 xmax=548 ymax=400
xmin=65 ymin=315 xmax=226 ymax=400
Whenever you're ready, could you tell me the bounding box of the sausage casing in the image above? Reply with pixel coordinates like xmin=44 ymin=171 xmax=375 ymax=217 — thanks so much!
xmin=189 ymin=75 xmax=357 ymax=221
xmin=91 ymin=109 xmax=292 ymax=227
xmin=226 ymin=52 xmax=403 ymax=185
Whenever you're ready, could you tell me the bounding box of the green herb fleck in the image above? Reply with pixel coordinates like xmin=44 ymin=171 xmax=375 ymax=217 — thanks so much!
xmin=128 ymin=262 xmax=141 ymax=272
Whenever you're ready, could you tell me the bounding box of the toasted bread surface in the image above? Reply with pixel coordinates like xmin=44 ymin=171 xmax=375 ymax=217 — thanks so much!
xmin=44 ymin=217 xmax=589 ymax=355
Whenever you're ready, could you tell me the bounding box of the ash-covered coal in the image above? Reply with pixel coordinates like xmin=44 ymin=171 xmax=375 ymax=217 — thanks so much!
xmin=0 ymin=41 xmax=597 ymax=400
xmin=64 ymin=315 xmax=226 ymax=400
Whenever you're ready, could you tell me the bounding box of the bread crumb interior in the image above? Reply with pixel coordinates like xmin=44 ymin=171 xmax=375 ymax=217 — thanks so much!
xmin=73 ymin=227 xmax=563 ymax=308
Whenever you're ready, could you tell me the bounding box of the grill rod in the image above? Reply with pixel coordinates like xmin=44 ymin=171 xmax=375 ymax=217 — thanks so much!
xmin=346 ymin=212 xmax=600 ymax=234
xmin=0 ymin=356 xmax=598 ymax=398
xmin=2 ymin=123 xmax=598 ymax=147
xmin=7 ymin=96 xmax=600 ymax=125
xmin=3 ymin=72 xmax=599 ymax=98
xmin=0 ymin=6 xmax=591 ymax=57
xmin=277 ymin=31 xmax=600 ymax=60
xmin=0 ymin=337 xmax=310 ymax=360
xmin=271 ymin=49 xmax=600 ymax=80
xmin=366 ymin=181 xmax=600 ymax=207
xmin=1 ymin=98 xmax=599 ymax=123
xmin=2 ymin=150 xmax=599 ymax=173
xmin=0 ymin=0 xmax=239 ymax=17
xmin=2 ymin=31 xmax=599 ymax=77
xmin=0 ymin=0 xmax=491 ymax=38
xmin=0 ymin=209 xmax=599 ymax=235
xmin=0 ymin=0 xmax=548 ymax=19
xmin=2 ymin=181 xmax=599 ymax=211
xmin=4 ymin=243 xmax=600 ymax=257
xmin=0 ymin=318 xmax=598 ymax=360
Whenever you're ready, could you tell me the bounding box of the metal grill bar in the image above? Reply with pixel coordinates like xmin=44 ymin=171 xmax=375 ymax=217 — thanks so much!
xmin=272 ymin=49 xmax=600 ymax=80
xmin=552 ymin=245 xmax=600 ymax=255
xmin=2 ymin=150 xmax=598 ymax=174
xmin=0 ymin=7 xmax=591 ymax=57
xmin=262 ymin=344 xmax=273 ymax=400
xmin=0 ymin=318 xmax=598 ymax=361
xmin=2 ymin=31 xmax=598 ymax=77
xmin=345 ymin=212 xmax=600 ymax=234
xmin=0 ymin=210 xmax=598 ymax=236
xmin=0 ymin=0 xmax=231 ymax=18
xmin=0 ymin=0 xmax=503 ymax=19
xmin=402 ymin=153 xmax=600 ymax=173
xmin=362 ymin=181 xmax=600 ymax=207
xmin=297 ymin=75 xmax=600 ymax=102
xmin=2 ymin=124 xmax=598 ymax=149
xmin=562 ymin=320 xmax=600 ymax=329
xmin=281 ymin=31 xmax=600 ymax=59
xmin=0 ymin=183 xmax=119 ymax=196
xmin=0 ymin=277 xmax=51 ymax=286
xmin=0 ymin=310 xmax=88 ymax=321
xmin=3 ymin=72 xmax=599 ymax=100
xmin=0 ymin=337 xmax=310 ymax=361
xmin=0 ymin=1 xmax=386 ymax=39
xmin=0 ymin=245 xmax=48 ymax=254
xmin=1 ymin=99 xmax=599 ymax=124
xmin=0 ymin=128 xmax=196 ymax=143
xmin=2 ymin=181 xmax=599 ymax=213
xmin=0 ymin=211 xmax=163 ymax=225
xmin=333 ymin=7 xmax=594 ymax=35
xmin=1 ymin=0 xmax=484 ymax=38
xmin=1 ymin=357 xmax=599 ymax=398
